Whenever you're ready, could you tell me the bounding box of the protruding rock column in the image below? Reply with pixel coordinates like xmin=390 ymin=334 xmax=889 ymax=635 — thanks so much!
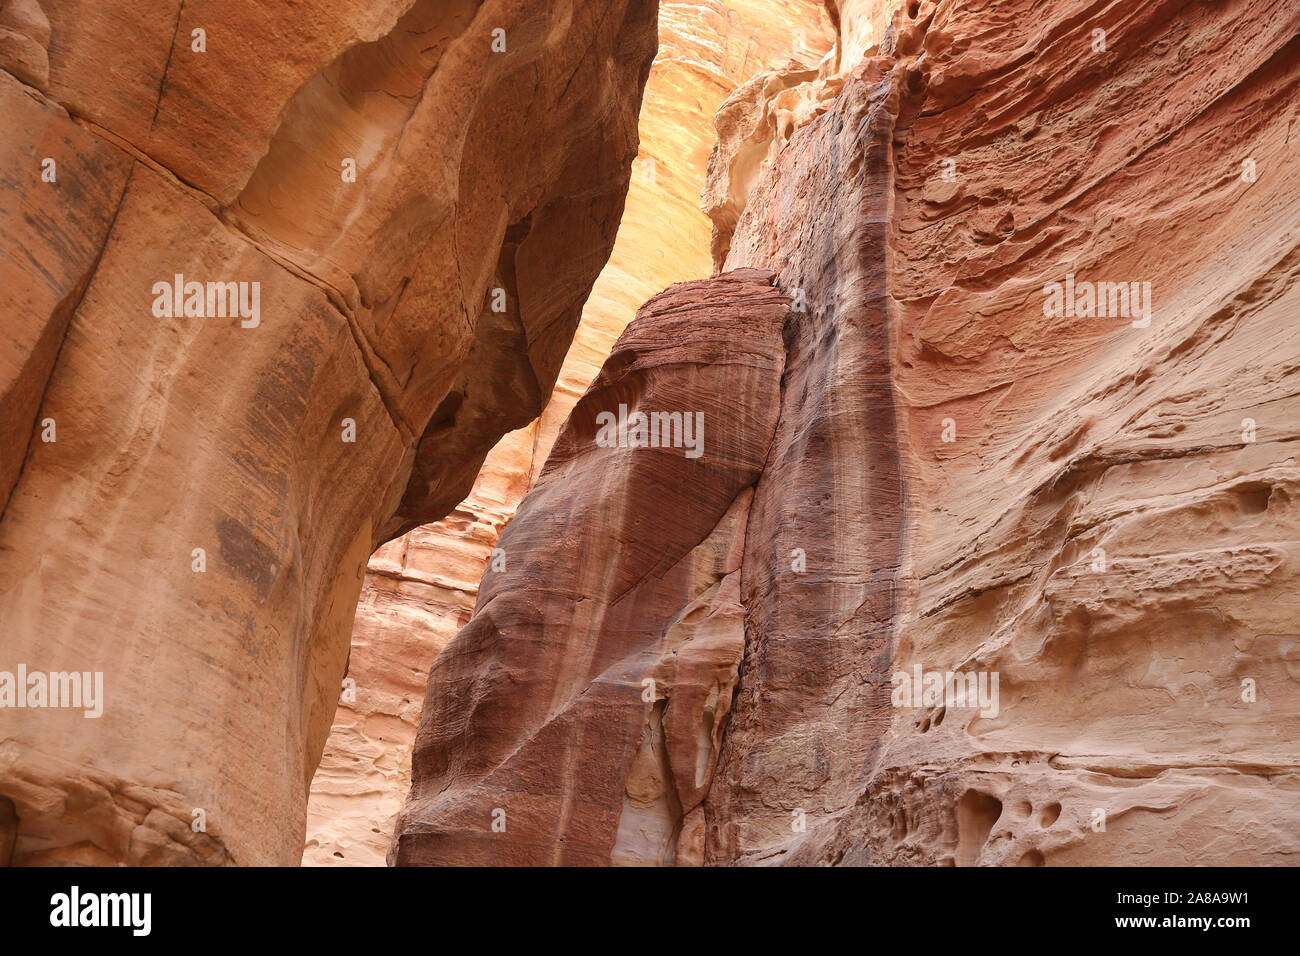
xmin=307 ymin=0 xmax=838 ymax=865
xmin=390 ymin=269 xmax=789 ymax=866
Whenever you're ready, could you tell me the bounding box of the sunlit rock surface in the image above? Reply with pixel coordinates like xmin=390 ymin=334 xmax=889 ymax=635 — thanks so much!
xmin=303 ymin=428 xmax=535 ymax=866
xmin=0 ymin=0 xmax=657 ymax=866
xmin=306 ymin=0 xmax=835 ymax=866
xmin=395 ymin=0 xmax=1300 ymax=866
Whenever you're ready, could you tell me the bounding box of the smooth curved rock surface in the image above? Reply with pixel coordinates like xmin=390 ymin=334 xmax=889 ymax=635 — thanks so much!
xmin=306 ymin=0 xmax=836 ymax=866
xmin=389 ymin=268 xmax=789 ymax=865
xmin=0 ymin=0 xmax=657 ymax=865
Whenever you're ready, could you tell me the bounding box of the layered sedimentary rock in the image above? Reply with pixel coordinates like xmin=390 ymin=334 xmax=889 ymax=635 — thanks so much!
xmin=389 ymin=268 xmax=789 ymax=865
xmin=307 ymin=0 xmax=836 ymax=865
xmin=704 ymin=52 xmax=907 ymax=863
xmin=787 ymin=0 xmax=1300 ymax=867
xmin=397 ymin=0 xmax=1300 ymax=866
xmin=0 ymin=0 xmax=657 ymax=865
xmin=715 ymin=0 xmax=1300 ymax=865
xmin=304 ymin=427 xmax=536 ymax=866
xmin=530 ymin=0 xmax=834 ymax=464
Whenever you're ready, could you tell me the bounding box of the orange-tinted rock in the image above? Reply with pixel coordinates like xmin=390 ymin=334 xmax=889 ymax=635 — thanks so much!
xmin=392 ymin=0 xmax=1300 ymax=867
xmin=389 ymin=268 xmax=789 ymax=866
xmin=0 ymin=0 xmax=49 ymax=92
xmin=0 ymin=70 xmax=133 ymax=508
xmin=0 ymin=0 xmax=657 ymax=865
xmin=5 ymin=0 xmax=1295 ymax=870
xmin=306 ymin=0 xmax=836 ymax=865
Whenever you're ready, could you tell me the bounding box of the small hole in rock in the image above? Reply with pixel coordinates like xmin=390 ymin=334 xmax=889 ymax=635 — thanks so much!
xmin=1039 ymin=802 xmax=1061 ymax=827
xmin=956 ymin=790 xmax=1003 ymax=866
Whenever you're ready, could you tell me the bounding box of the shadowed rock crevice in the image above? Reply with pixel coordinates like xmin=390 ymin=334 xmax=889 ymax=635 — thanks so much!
xmin=304 ymin=0 xmax=840 ymax=864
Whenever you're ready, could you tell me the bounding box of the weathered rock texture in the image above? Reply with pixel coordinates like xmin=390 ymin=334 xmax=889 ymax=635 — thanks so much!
xmin=782 ymin=0 xmax=1300 ymax=868
xmin=390 ymin=268 xmax=790 ymax=865
xmin=0 ymin=0 xmax=657 ymax=865
xmin=396 ymin=0 xmax=1300 ymax=865
xmin=306 ymin=0 xmax=836 ymax=865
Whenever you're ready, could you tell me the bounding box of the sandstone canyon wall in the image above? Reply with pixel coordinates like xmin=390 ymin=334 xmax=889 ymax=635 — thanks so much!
xmin=2 ymin=0 xmax=1296 ymax=870
xmin=390 ymin=268 xmax=791 ymax=865
xmin=0 ymin=0 xmax=658 ymax=865
xmin=784 ymin=0 xmax=1300 ymax=868
xmin=306 ymin=0 xmax=837 ymax=865
xmin=394 ymin=0 xmax=1300 ymax=865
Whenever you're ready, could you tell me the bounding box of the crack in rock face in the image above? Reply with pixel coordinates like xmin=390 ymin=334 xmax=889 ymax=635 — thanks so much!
xmin=0 ymin=0 xmax=49 ymax=91
xmin=304 ymin=0 xmax=838 ymax=867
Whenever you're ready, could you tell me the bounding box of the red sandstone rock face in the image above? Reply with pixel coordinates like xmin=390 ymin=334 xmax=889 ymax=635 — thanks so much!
xmin=306 ymin=0 xmax=835 ymax=865
xmin=714 ymin=0 xmax=1300 ymax=865
xmin=396 ymin=0 xmax=1300 ymax=866
xmin=0 ymin=0 xmax=657 ymax=865
xmin=389 ymin=269 xmax=789 ymax=865
xmin=705 ymin=56 xmax=907 ymax=863
xmin=859 ymin=0 xmax=1298 ymax=868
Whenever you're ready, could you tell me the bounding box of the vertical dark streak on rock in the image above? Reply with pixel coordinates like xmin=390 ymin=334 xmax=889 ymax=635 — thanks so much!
xmin=0 ymin=164 xmax=136 ymax=526
xmin=150 ymin=0 xmax=186 ymax=131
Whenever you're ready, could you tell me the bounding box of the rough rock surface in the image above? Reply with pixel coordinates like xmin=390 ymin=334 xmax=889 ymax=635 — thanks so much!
xmin=306 ymin=0 xmax=836 ymax=865
xmin=396 ymin=0 xmax=1300 ymax=865
xmin=0 ymin=0 xmax=656 ymax=865
xmin=706 ymin=0 xmax=1300 ymax=867
xmin=705 ymin=52 xmax=906 ymax=863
